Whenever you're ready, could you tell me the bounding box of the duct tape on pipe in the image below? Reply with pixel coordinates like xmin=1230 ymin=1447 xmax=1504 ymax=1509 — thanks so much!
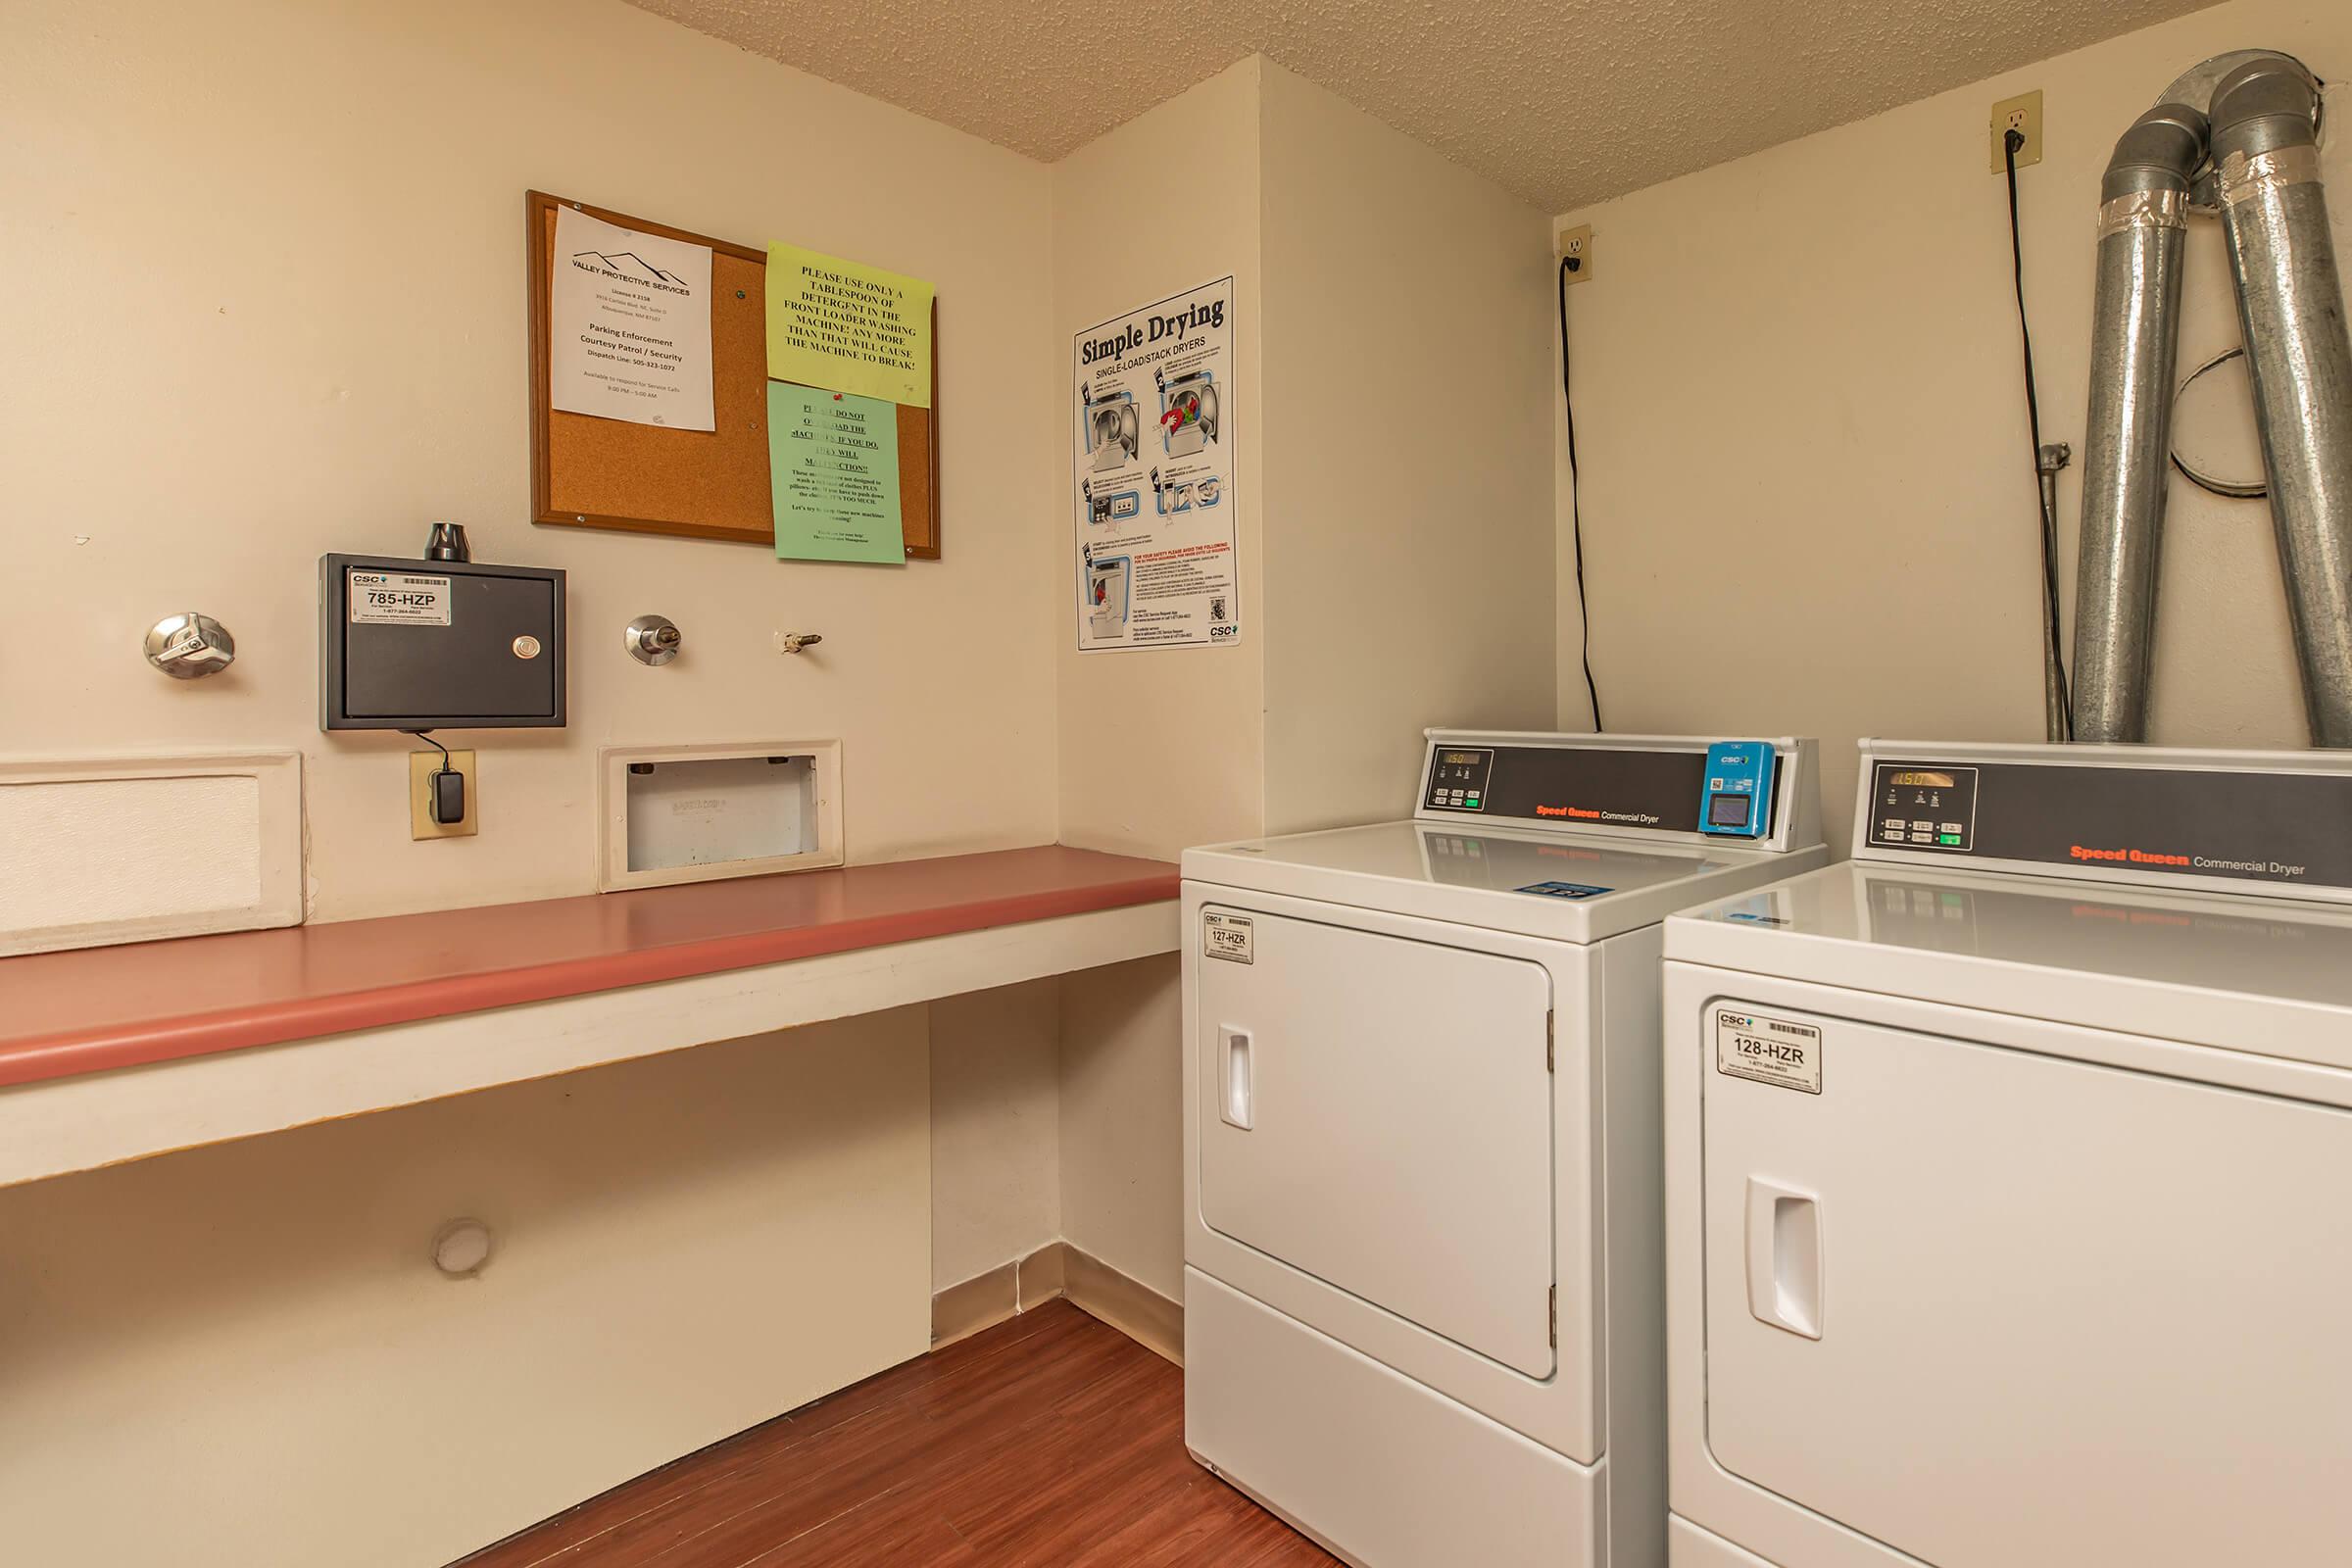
xmin=2096 ymin=189 xmax=2189 ymax=238
xmin=2220 ymin=144 xmax=2325 ymax=205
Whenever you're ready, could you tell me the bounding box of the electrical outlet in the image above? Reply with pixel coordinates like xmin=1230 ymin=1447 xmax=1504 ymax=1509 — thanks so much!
xmin=409 ymin=747 xmax=478 ymax=840
xmin=1556 ymin=224 xmax=1594 ymax=284
xmin=1991 ymin=89 xmax=2043 ymax=172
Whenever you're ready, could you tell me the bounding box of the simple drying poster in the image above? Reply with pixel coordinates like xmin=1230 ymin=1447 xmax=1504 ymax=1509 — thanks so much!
xmin=1073 ymin=276 xmax=1239 ymax=652
xmin=548 ymin=206 xmax=715 ymax=431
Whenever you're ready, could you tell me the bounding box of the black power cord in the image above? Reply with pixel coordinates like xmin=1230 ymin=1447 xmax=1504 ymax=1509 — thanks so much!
xmin=1559 ymin=253 xmax=1603 ymax=732
xmin=2003 ymin=126 xmax=2073 ymax=739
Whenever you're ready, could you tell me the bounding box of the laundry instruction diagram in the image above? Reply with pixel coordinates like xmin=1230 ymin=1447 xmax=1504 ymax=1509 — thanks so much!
xmin=1073 ymin=276 xmax=1238 ymax=651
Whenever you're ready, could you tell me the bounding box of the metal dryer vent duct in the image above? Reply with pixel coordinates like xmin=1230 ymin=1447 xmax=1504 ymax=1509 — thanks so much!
xmin=2075 ymin=51 xmax=2352 ymax=745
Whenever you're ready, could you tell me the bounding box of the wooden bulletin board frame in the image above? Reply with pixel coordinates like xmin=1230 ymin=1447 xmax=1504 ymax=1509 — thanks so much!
xmin=526 ymin=191 xmax=941 ymax=559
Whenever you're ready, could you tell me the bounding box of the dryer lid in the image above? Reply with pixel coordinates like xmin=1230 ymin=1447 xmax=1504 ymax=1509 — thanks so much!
xmin=1184 ymin=730 xmax=1829 ymax=945
xmin=1186 ymin=818 xmax=1815 ymax=945
xmin=1669 ymin=858 xmax=2352 ymax=1065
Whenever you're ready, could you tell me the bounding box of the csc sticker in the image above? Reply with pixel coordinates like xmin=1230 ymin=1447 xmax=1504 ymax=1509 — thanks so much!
xmin=1202 ymin=910 xmax=1254 ymax=964
xmin=1713 ymin=1007 xmax=1822 ymax=1094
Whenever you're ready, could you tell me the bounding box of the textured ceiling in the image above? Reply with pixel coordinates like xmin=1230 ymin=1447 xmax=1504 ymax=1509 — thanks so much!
xmin=626 ymin=0 xmax=2219 ymax=212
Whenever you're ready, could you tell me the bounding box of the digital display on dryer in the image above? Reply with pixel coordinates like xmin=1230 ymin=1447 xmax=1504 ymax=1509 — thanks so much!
xmin=1425 ymin=748 xmax=1495 ymax=811
xmin=1866 ymin=763 xmax=1980 ymax=852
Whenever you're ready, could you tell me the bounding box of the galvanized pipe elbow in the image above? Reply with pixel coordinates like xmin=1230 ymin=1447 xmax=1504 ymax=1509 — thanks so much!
xmin=2101 ymin=103 xmax=2208 ymax=201
xmin=2209 ymin=54 xmax=2322 ymax=160
xmin=2207 ymin=53 xmax=2352 ymax=745
xmin=2073 ymin=48 xmax=2352 ymax=746
xmin=2073 ymin=103 xmax=2206 ymax=742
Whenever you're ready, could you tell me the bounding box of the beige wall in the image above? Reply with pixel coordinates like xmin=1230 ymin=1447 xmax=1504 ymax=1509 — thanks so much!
xmin=1551 ymin=0 xmax=2352 ymax=849
xmin=0 ymin=1015 xmax=931 ymax=1568
xmin=930 ymin=980 xmax=1063 ymax=1288
xmin=4 ymin=0 xmax=1059 ymax=923
xmin=1058 ymin=954 xmax=1188 ymax=1299
xmin=1049 ymin=64 xmax=1269 ymax=1300
xmin=1260 ymin=63 xmax=1557 ymax=834
xmin=1054 ymin=57 xmax=1270 ymax=863
xmin=1049 ymin=62 xmax=1559 ymax=1302
xmin=0 ymin=3 xmax=1065 ymax=1558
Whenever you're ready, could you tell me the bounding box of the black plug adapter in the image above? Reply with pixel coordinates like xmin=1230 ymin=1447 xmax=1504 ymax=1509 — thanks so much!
xmin=429 ymin=765 xmax=466 ymax=825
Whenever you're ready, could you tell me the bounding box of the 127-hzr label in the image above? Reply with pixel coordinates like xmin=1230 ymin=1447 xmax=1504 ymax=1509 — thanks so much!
xmin=1713 ymin=1008 xmax=1823 ymax=1094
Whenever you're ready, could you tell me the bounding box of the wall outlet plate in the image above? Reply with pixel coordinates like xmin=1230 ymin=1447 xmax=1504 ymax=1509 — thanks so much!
xmin=1991 ymin=89 xmax=2042 ymax=172
xmin=1556 ymin=223 xmax=1594 ymax=284
xmin=409 ymin=748 xmax=478 ymax=839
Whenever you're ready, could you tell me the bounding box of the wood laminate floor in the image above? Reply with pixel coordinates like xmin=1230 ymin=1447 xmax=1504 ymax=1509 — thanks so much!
xmin=459 ymin=1299 xmax=1339 ymax=1567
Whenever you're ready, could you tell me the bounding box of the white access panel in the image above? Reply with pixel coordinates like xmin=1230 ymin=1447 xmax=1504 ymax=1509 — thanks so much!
xmin=0 ymin=751 xmax=304 ymax=956
xmin=1699 ymin=1001 xmax=2352 ymax=1567
xmin=1196 ymin=905 xmax=1556 ymax=1377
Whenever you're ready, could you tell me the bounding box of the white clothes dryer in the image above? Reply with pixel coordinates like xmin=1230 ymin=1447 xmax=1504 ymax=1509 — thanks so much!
xmin=1184 ymin=731 xmax=1826 ymax=1568
xmin=1663 ymin=740 xmax=2352 ymax=1568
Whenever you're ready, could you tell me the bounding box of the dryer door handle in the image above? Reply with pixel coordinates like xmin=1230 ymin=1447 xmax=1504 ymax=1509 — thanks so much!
xmin=1746 ymin=1178 xmax=1823 ymax=1340
xmin=1219 ymin=1025 xmax=1253 ymax=1130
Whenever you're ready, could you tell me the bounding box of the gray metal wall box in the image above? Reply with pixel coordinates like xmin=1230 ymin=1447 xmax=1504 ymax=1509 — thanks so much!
xmin=319 ymin=554 xmax=567 ymax=730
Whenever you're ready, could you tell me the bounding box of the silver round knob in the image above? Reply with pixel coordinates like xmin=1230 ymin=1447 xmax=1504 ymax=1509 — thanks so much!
xmin=624 ymin=613 xmax=681 ymax=665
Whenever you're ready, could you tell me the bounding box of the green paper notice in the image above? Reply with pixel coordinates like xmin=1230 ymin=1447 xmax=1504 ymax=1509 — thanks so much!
xmin=768 ymin=384 xmax=905 ymax=564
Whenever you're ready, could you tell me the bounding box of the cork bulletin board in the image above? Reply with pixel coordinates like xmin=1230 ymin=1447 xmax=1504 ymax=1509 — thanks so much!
xmin=526 ymin=191 xmax=941 ymax=558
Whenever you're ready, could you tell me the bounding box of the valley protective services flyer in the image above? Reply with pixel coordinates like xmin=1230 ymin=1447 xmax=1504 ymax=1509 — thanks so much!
xmin=549 ymin=206 xmax=715 ymax=431
xmin=1072 ymin=276 xmax=1239 ymax=653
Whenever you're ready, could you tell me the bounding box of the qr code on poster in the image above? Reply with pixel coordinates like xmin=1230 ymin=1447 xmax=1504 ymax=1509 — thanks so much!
xmin=1210 ymin=597 xmax=1229 ymax=621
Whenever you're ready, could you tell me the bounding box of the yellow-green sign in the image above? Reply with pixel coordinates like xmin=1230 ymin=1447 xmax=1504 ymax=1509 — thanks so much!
xmin=765 ymin=242 xmax=934 ymax=408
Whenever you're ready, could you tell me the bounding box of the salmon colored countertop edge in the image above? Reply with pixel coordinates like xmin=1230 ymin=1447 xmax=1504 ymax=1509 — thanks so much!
xmin=0 ymin=846 xmax=1178 ymax=1092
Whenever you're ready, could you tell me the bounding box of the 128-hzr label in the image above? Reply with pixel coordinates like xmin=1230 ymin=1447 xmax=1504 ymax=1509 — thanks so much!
xmin=1713 ymin=1007 xmax=1823 ymax=1094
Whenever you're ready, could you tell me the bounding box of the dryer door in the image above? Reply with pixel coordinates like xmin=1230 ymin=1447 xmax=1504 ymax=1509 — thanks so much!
xmin=1701 ymin=1004 xmax=2352 ymax=1566
xmin=1197 ymin=904 xmax=1555 ymax=1377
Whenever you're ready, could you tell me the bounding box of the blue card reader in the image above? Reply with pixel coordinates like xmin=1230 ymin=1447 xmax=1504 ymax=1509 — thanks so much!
xmin=1697 ymin=741 xmax=1776 ymax=838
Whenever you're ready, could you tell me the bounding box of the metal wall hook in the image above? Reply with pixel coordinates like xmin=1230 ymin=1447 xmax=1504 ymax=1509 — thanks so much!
xmin=144 ymin=612 xmax=235 ymax=678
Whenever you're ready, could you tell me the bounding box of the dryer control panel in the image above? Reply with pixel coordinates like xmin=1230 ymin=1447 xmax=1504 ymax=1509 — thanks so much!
xmin=1424 ymin=748 xmax=1496 ymax=812
xmin=1864 ymin=763 xmax=1979 ymax=852
xmin=1417 ymin=731 xmax=1816 ymax=853
xmin=1853 ymin=740 xmax=2352 ymax=903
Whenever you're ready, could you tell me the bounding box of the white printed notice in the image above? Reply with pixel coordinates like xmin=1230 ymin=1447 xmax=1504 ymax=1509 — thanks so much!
xmin=549 ymin=206 xmax=714 ymax=431
xmin=1072 ymin=277 xmax=1239 ymax=652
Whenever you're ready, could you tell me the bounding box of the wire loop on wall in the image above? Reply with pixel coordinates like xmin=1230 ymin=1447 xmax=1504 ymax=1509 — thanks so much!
xmin=2169 ymin=346 xmax=2269 ymax=500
